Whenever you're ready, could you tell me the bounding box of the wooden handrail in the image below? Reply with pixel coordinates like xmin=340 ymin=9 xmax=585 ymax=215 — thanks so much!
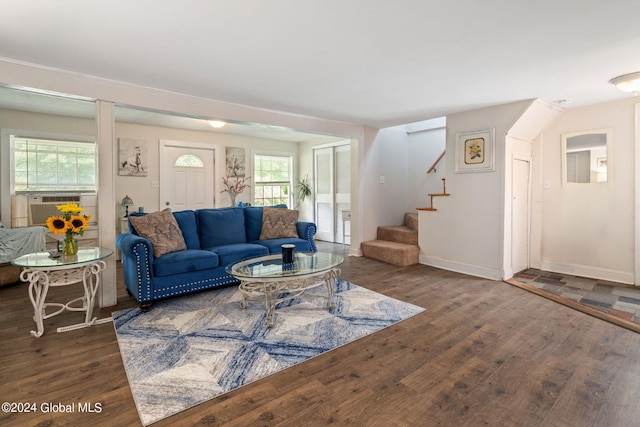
xmin=426 ymin=150 xmax=446 ymax=174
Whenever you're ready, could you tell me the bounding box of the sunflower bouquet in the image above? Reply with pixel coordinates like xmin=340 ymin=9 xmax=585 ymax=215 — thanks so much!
xmin=46 ymin=203 xmax=91 ymax=255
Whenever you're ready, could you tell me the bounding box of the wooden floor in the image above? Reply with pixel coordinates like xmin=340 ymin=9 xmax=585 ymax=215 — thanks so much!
xmin=2 ymin=244 xmax=640 ymax=426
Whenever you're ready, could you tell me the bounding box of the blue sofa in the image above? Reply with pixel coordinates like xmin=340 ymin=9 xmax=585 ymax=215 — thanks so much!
xmin=116 ymin=205 xmax=317 ymax=310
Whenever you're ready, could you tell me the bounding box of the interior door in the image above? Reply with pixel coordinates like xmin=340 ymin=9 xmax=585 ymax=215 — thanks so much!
xmin=334 ymin=144 xmax=351 ymax=243
xmin=314 ymin=147 xmax=334 ymax=241
xmin=313 ymin=143 xmax=351 ymax=243
xmin=512 ymin=158 xmax=530 ymax=274
xmin=160 ymin=141 xmax=215 ymax=211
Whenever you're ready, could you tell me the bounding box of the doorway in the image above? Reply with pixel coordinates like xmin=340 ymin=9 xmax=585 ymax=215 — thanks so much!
xmin=159 ymin=140 xmax=216 ymax=211
xmin=313 ymin=143 xmax=351 ymax=243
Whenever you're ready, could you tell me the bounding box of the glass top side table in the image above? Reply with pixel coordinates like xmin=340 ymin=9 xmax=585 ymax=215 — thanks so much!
xmin=12 ymin=247 xmax=114 ymax=337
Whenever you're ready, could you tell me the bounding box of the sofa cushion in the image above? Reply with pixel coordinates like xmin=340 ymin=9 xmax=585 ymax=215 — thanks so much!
xmin=260 ymin=207 xmax=299 ymax=239
xmin=243 ymin=204 xmax=288 ymax=242
xmin=253 ymin=238 xmax=310 ymax=254
xmin=128 ymin=209 xmax=187 ymax=258
xmin=172 ymin=210 xmax=200 ymax=249
xmin=206 ymin=243 xmax=268 ymax=266
xmin=197 ymin=208 xmax=247 ymax=248
xmin=153 ymin=249 xmax=219 ymax=277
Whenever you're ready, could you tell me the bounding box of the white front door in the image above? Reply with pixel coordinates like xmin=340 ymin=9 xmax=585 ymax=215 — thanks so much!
xmin=160 ymin=140 xmax=215 ymax=211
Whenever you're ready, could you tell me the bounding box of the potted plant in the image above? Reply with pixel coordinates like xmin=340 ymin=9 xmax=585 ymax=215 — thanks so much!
xmin=294 ymin=175 xmax=312 ymax=209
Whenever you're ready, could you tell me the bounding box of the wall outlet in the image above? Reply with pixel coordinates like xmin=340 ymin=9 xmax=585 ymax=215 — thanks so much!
xmin=379 ymin=175 xmax=385 ymax=184
xmin=543 ymin=180 xmax=551 ymax=189
xmin=151 ymin=180 xmax=160 ymax=188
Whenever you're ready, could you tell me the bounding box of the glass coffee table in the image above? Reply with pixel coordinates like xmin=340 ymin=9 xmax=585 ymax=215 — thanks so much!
xmin=226 ymin=252 xmax=344 ymax=327
xmin=12 ymin=247 xmax=113 ymax=337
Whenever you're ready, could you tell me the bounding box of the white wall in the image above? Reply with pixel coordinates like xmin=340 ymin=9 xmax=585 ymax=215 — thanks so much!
xmin=538 ymin=98 xmax=637 ymax=284
xmin=115 ymin=121 xmax=300 ymax=216
xmin=358 ymin=126 xmax=410 ymax=245
xmin=407 ymin=126 xmax=446 ymax=210
xmin=419 ymin=100 xmax=532 ymax=280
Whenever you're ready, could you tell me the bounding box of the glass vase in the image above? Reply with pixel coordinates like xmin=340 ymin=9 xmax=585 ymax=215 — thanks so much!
xmin=62 ymin=236 xmax=78 ymax=256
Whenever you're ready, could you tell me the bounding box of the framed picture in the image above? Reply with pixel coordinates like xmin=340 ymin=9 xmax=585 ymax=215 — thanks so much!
xmin=455 ymin=129 xmax=495 ymax=173
xmin=597 ymin=157 xmax=607 ymax=169
xmin=118 ymin=138 xmax=148 ymax=177
xmin=225 ymin=147 xmax=246 ymax=177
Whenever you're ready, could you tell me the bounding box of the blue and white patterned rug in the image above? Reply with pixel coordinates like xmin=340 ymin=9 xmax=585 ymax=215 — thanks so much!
xmin=113 ymin=279 xmax=425 ymax=426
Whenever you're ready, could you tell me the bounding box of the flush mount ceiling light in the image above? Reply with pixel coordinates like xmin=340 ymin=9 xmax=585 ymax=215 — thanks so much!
xmin=207 ymin=120 xmax=226 ymax=128
xmin=609 ymin=72 xmax=640 ymax=94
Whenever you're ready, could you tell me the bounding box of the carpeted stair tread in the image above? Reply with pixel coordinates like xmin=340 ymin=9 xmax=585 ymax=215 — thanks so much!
xmin=404 ymin=212 xmax=419 ymax=232
xmin=377 ymin=225 xmax=418 ymax=245
xmin=361 ymin=240 xmax=419 ymax=267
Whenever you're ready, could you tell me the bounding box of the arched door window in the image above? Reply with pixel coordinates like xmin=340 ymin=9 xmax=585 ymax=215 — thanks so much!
xmin=174 ymin=153 xmax=204 ymax=168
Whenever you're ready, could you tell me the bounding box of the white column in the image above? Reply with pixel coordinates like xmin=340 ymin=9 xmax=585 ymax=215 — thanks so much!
xmin=635 ymin=103 xmax=640 ymax=285
xmin=97 ymin=101 xmax=117 ymax=307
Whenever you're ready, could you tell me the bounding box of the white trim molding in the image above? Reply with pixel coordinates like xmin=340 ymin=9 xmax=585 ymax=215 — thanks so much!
xmin=540 ymin=260 xmax=634 ymax=285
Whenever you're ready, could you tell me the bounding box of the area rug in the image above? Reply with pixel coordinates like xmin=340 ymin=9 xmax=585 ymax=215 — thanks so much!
xmin=113 ymin=279 xmax=425 ymax=426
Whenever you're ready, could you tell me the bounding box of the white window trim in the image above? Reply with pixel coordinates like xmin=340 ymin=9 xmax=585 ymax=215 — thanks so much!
xmin=251 ymin=149 xmax=296 ymax=207
xmin=1 ymin=128 xmax=96 ymax=225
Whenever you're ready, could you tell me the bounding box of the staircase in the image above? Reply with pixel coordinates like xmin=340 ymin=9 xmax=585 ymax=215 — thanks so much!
xmin=361 ymin=213 xmax=419 ymax=267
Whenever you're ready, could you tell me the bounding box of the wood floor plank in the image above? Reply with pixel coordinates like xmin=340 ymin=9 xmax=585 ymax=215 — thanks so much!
xmin=3 ymin=247 xmax=640 ymax=426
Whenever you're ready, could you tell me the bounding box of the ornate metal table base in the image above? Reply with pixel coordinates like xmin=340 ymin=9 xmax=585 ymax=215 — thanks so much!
xmin=239 ymin=268 xmax=340 ymax=328
xmin=22 ymin=260 xmax=109 ymax=337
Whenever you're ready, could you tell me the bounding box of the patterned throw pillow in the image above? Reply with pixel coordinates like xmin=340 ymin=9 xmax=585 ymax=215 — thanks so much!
xmin=128 ymin=208 xmax=187 ymax=258
xmin=259 ymin=207 xmax=299 ymax=240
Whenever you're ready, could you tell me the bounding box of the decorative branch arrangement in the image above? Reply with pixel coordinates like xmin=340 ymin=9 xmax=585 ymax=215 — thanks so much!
xmin=221 ymin=175 xmax=251 ymax=206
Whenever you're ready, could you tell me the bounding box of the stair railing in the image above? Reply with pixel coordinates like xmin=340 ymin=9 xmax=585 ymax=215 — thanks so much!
xmin=426 ymin=150 xmax=446 ymax=174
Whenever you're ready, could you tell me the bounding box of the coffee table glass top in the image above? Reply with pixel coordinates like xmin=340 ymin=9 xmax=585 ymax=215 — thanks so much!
xmin=226 ymin=252 xmax=344 ymax=279
xmin=12 ymin=247 xmax=114 ymax=268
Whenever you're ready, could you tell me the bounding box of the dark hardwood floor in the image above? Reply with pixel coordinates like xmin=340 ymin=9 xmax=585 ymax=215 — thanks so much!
xmin=2 ymin=243 xmax=640 ymax=426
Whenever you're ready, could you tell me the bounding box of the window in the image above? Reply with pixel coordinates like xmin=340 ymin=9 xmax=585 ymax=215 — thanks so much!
xmin=12 ymin=136 xmax=97 ymax=192
xmin=174 ymin=153 xmax=204 ymax=168
xmin=253 ymin=154 xmax=293 ymax=206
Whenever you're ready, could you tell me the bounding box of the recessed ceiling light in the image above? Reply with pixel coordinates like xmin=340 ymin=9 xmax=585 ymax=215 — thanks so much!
xmin=207 ymin=120 xmax=226 ymax=128
xmin=609 ymin=72 xmax=640 ymax=94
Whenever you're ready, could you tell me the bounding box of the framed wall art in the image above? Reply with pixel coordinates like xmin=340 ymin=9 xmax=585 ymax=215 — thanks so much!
xmin=118 ymin=138 xmax=148 ymax=177
xmin=225 ymin=146 xmax=246 ymax=177
xmin=455 ymin=128 xmax=495 ymax=173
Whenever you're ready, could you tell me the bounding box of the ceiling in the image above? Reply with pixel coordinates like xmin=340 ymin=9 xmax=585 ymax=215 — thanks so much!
xmin=0 ymin=85 xmax=345 ymax=143
xmin=1 ymin=1 xmax=640 ymax=130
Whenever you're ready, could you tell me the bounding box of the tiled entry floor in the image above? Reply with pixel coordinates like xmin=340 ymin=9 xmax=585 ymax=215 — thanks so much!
xmin=513 ymin=269 xmax=640 ymax=324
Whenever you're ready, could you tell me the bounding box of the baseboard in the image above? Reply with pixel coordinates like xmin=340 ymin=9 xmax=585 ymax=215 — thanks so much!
xmin=419 ymin=255 xmax=502 ymax=280
xmin=349 ymin=246 xmax=362 ymax=257
xmin=540 ymin=260 xmax=634 ymax=285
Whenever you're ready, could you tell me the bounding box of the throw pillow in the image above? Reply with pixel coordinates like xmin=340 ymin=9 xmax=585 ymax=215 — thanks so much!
xmin=128 ymin=208 xmax=187 ymax=258
xmin=259 ymin=207 xmax=299 ymax=239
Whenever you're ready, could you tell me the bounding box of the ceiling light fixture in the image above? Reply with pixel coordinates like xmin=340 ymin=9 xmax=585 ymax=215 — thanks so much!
xmin=609 ymin=72 xmax=640 ymax=95
xmin=208 ymin=120 xmax=226 ymax=128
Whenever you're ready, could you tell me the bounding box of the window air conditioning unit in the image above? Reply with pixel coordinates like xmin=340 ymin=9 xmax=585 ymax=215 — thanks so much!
xmin=11 ymin=193 xmax=98 ymax=227
xmin=28 ymin=195 xmax=82 ymax=226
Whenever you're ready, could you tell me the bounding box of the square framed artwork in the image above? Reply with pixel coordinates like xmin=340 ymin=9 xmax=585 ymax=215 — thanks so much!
xmin=455 ymin=129 xmax=495 ymax=173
